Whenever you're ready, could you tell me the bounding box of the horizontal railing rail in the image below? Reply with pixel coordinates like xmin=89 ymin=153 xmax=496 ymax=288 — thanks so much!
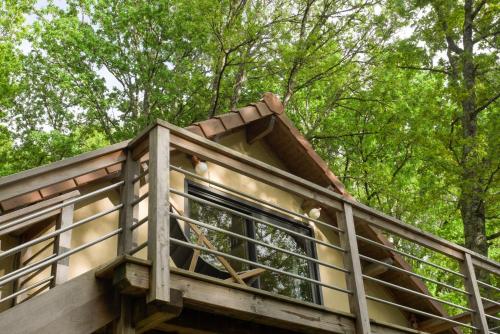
xmin=0 ymin=179 xmax=126 ymax=307
xmin=170 ymin=189 xmax=346 ymax=253
xmin=159 ymin=121 xmax=499 ymax=333
xmin=170 ymin=212 xmax=349 ymax=274
xmin=161 ymin=120 xmax=498 ymax=271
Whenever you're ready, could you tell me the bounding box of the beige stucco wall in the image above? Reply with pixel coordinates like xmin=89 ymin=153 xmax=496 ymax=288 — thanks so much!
xmin=0 ymin=235 xmax=17 ymax=311
xmin=68 ymin=184 xmax=121 ymax=280
xmin=12 ymin=129 xmax=407 ymax=326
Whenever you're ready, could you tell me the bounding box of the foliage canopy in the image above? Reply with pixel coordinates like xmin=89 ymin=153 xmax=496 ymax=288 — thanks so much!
xmin=0 ymin=0 xmax=498 ymax=263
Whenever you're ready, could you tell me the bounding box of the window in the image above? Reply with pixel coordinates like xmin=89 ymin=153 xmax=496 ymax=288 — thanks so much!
xmin=185 ymin=182 xmax=322 ymax=305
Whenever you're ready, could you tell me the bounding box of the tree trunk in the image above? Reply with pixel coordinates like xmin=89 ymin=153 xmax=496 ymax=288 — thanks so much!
xmin=208 ymin=52 xmax=228 ymax=118
xmin=230 ymin=43 xmax=255 ymax=110
xmin=458 ymin=0 xmax=488 ymax=256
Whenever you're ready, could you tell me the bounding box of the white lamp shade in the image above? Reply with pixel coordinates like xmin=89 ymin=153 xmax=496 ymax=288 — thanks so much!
xmin=194 ymin=161 xmax=208 ymax=175
xmin=308 ymin=207 xmax=321 ymax=220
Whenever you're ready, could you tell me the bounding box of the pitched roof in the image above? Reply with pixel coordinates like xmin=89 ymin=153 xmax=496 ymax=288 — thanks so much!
xmin=183 ymin=93 xmax=458 ymax=331
xmin=184 ymin=92 xmax=349 ymax=197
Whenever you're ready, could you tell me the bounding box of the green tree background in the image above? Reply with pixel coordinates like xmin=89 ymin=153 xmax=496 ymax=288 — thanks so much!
xmin=0 ymin=0 xmax=498 ymax=265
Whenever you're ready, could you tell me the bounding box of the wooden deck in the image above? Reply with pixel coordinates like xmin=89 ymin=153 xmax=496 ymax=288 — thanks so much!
xmin=0 ymin=260 xmax=429 ymax=334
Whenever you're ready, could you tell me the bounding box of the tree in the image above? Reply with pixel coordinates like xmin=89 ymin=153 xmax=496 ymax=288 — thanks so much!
xmin=0 ymin=0 xmax=498 ymax=261
xmin=394 ymin=0 xmax=499 ymax=256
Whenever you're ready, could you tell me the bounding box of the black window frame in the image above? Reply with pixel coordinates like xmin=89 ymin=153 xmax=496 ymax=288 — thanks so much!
xmin=185 ymin=180 xmax=323 ymax=305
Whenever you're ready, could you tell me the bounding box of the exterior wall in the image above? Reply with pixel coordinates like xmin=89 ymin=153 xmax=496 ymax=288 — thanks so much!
xmin=16 ymin=129 xmax=407 ymax=326
xmin=0 ymin=235 xmax=17 ymax=311
xmin=68 ymin=184 xmax=120 ymax=280
xmin=16 ymin=227 xmax=54 ymax=302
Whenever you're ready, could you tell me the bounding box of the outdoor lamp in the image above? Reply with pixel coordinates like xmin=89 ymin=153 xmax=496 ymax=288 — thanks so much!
xmin=308 ymin=207 xmax=322 ymax=220
xmin=191 ymin=156 xmax=208 ymax=175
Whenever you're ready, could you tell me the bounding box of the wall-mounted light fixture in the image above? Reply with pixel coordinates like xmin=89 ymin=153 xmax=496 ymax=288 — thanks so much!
xmin=191 ymin=156 xmax=208 ymax=175
xmin=308 ymin=207 xmax=322 ymax=220
xmin=301 ymin=199 xmax=322 ymax=220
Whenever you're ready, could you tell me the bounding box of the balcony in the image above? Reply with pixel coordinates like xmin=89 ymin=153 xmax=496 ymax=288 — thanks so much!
xmin=0 ymin=119 xmax=498 ymax=334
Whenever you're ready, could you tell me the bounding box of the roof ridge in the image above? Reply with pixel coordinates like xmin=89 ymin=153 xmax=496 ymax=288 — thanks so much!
xmin=185 ymin=93 xmax=350 ymax=198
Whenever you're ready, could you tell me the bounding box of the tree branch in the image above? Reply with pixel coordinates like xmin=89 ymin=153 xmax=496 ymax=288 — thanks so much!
xmin=434 ymin=5 xmax=463 ymax=54
xmin=309 ymin=131 xmax=379 ymax=140
xmin=471 ymin=0 xmax=486 ymax=19
xmin=475 ymin=92 xmax=500 ymax=115
xmin=397 ymin=65 xmax=449 ymax=75
xmin=484 ymin=164 xmax=499 ymax=193
xmin=486 ymin=231 xmax=500 ymax=241
xmin=473 ymin=29 xmax=500 ymax=44
xmin=445 ymin=35 xmax=464 ymax=54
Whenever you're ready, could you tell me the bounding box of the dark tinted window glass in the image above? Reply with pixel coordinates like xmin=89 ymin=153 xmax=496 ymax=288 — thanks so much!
xmin=187 ymin=183 xmax=321 ymax=304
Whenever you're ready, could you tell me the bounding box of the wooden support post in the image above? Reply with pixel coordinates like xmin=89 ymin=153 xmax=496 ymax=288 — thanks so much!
xmin=462 ymin=253 xmax=489 ymax=334
xmin=135 ymin=289 xmax=183 ymax=334
xmin=337 ymin=203 xmax=371 ymax=334
xmin=114 ymin=295 xmax=135 ymax=334
xmin=116 ymin=151 xmax=141 ymax=334
xmin=147 ymin=125 xmax=170 ymax=303
xmin=51 ymin=202 xmax=74 ymax=286
xmin=118 ymin=150 xmax=140 ymax=255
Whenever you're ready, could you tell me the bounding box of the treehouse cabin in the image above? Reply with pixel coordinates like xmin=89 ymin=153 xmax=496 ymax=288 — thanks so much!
xmin=0 ymin=93 xmax=498 ymax=334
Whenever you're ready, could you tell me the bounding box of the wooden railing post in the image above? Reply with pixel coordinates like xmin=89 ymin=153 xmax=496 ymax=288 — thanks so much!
xmin=462 ymin=253 xmax=489 ymax=333
xmin=118 ymin=150 xmax=140 ymax=255
xmin=51 ymin=201 xmax=74 ymax=286
xmin=337 ymin=203 xmax=371 ymax=334
xmin=115 ymin=149 xmax=141 ymax=334
xmin=147 ymin=125 xmax=170 ymax=303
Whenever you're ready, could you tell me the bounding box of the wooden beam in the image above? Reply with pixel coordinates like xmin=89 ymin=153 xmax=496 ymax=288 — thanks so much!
xmin=419 ymin=303 xmax=500 ymax=333
xmin=337 ymin=203 xmax=371 ymax=334
xmin=95 ymin=255 xmax=153 ymax=280
xmin=224 ymin=268 xmax=266 ymax=283
xmin=95 ymin=254 xmax=152 ymax=300
xmin=171 ymin=269 xmax=352 ymax=334
xmin=362 ymin=258 xmax=393 ymax=277
xmin=0 ymin=146 xmax=126 ymax=203
xmin=169 ymin=269 xmax=423 ymax=334
xmin=0 ymin=269 xmax=117 ymax=334
xmin=461 ymin=253 xmax=489 ymax=333
xmin=0 ymin=190 xmax=80 ymax=225
xmin=147 ymin=125 xmax=170 ymax=303
xmin=246 ymin=115 xmax=276 ymax=144
xmin=155 ymin=307 xmax=303 ymax=334
xmin=114 ymin=295 xmax=135 ymax=334
xmin=112 ymin=262 xmax=150 ymax=296
xmin=188 ymin=237 xmax=204 ymax=272
xmin=51 ymin=201 xmax=75 ymax=286
xmin=118 ymin=150 xmax=140 ymax=255
xmin=135 ymin=289 xmax=183 ymax=334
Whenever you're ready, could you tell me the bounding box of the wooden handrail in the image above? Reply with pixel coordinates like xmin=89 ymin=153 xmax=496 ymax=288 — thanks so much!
xmin=1 ymin=118 xmax=497 ymax=276
xmin=0 ymin=142 xmax=127 ymax=203
xmin=155 ymin=120 xmax=499 ymax=272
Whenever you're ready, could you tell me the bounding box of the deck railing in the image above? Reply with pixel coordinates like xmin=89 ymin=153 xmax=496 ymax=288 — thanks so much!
xmin=0 ymin=120 xmax=498 ymax=334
